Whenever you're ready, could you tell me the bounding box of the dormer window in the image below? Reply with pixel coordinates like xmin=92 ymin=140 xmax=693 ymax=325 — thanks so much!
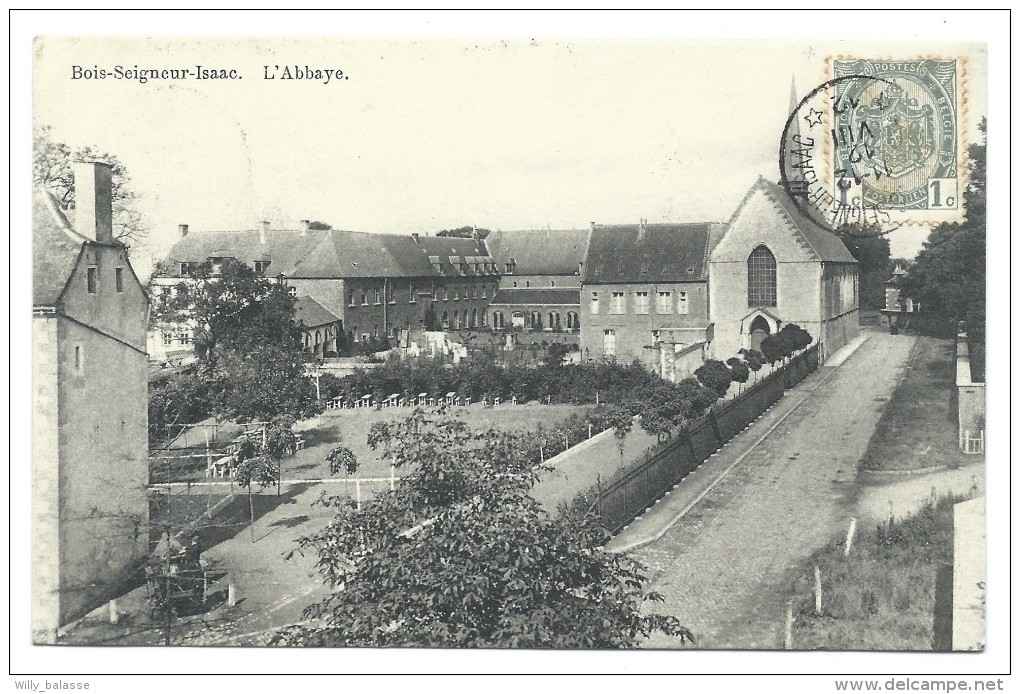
xmin=254 ymin=261 xmax=269 ymax=276
xmin=505 ymin=263 xmax=514 ymax=275
xmin=180 ymin=262 xmax=193 ymax=276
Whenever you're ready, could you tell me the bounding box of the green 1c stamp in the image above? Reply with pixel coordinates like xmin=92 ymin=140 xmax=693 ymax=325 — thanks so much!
xmin=831 ymin=58 xmax=963 ymax=223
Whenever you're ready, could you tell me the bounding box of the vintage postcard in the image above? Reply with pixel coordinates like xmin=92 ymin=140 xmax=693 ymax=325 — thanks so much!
xmin=23 ymin=23 xmax=998 ymax=680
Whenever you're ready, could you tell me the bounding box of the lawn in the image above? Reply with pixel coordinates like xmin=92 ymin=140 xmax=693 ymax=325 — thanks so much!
xmin=860 ymin=336 xmax=976 ymax=472
xmin=282 ymin=402 xmax=586 ymax=481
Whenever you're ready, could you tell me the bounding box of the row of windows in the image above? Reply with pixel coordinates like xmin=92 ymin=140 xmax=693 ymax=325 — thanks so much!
xmin=161 ymin=331 xmax=193 ymax=346
xmin=491 ymin=311 xmax=580 ymax=330
xmin=346 ymin=284 xmax=494 ymax=307
xmin=589 ymin=290 xmax=689 ymax=315
xmin=86 ymin=265 xmax=126 ymax=295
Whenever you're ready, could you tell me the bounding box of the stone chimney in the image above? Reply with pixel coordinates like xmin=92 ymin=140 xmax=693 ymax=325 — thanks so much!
xmin=178 ymin=224 xmax=189 ymax=238
xmin=73 ymin=161 xmax=114 ymax=244
xmin=300 ymin=219 xmax=311 ymax=237
xmin=472 ymin=225 xmax=479 ymax=241
xmin=590 ymin=221 xmax=596 ymax=231
xmin=411 ymin=232 xmax=420 ymax=242
xmin=260 ymin=220 xmax=270 ymax=245
xmin=638 ymin=218 xmax=646 ymax=242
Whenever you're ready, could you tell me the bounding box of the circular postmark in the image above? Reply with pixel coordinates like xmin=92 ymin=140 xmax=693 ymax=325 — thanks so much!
xmin=779 ymin=75 xmax=897 ymax=236
xmin=780 ymin=60 xmax=963 ymax=234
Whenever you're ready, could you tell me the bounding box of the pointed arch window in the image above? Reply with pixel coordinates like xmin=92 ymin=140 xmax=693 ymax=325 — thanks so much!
xmin=747 ymin=246 xmax=777 ymax=307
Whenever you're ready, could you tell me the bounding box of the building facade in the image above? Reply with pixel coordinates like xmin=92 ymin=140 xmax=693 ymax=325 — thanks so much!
xmin=579 ymin=222 xmax=720 ymax=377
xmin=709 ymin=177 xmax=859 ymax=360
xmin=33 ymin=163 xmax=150 ymax=642
xmin=156 ymin=224 xmax=499 ymax=352
xmin=485 ymin=228 xmax=590 ymax=334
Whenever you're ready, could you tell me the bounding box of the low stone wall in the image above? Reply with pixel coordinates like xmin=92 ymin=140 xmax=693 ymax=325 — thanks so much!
xmin=955 ymin=335 xmax=985 ymax=453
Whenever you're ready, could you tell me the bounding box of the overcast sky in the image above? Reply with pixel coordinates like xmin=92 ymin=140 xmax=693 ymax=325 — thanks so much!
xmin=34 ymin=37 xmax=986 ymax=270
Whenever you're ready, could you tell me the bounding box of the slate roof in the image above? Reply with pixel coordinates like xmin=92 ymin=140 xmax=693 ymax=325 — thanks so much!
xmin=489 ymin=289 xmax=581 ymax=306
xmin=486 ymin=228 xmax=590 ymax=275
xmin=160 ymin=229 xmax=497 ymax=280
xmin=581 ymin=223 xmax=720 ymax=284
xmin=294 ymin=295 xmax=341 ymax=328
xmin=33 ymin=191 xmax=90 ymax=307
xmin=738 ymin=178 xmax=858 ymax=264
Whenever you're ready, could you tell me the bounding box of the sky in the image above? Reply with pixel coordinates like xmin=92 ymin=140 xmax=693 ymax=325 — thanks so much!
xmin=33 ymin=35 xmax=987 ymax=273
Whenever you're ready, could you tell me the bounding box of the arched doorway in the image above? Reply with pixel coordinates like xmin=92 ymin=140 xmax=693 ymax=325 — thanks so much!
xmin=749 ymin=315 xmax=771 ymax=352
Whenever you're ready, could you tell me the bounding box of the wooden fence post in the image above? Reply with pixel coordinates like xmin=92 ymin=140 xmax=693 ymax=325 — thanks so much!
xmin=814 ymin=565 xmax=822 ymax=615
xmin=783 ymin=600 xmax=794 ymax=649
xmin=844 ymin=517 xmax=857 ymax=556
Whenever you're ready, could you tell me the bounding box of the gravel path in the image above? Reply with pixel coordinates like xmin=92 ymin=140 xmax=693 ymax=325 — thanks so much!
xmin=634 ymin=332 xmax=917 ymax=649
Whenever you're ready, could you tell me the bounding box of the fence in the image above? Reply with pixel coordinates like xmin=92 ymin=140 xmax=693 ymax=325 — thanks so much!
xmin=597 ymin=344 xmax=821 ymax=533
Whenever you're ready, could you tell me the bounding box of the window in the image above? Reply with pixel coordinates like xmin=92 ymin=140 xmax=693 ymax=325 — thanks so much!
xmin=481 ymin=285 xmax=487 ymax=299
xmin=409 ymin=284 xmax=416 ymax=303
xmin=348 ymin=291 xmax=356 ymax=306
xmin=677 ymin=291 xmax=689 ymax=315
xmin=87 ymin=266 xmax=98 ymax=294
xmin=610 ymin=292 xmax=625 ymax=314
xmin=657 ymin=290 xmax=671 ymax=314
xmin=387 ymin=285 xmax=395 ymax=304
xmin=115 ymin=267 xmax=124 ymax=292
xmin=550 ymin=280 xmax=556 ymax=287
xmin=180 ymin=262 xmax=193 ymax=275
xmin=178 ymin=332 xmax=192 ymax=345
xmin=530 ymin=311 xmax=542 ymax=330
xmin=470 ymin=308 xmax=477 ymax=328
xmin=162 ymin=332 xmax=174 ymax=346
xmin=74 ymin=345 xmax=83 ymax=371
xmin=566 ymin=311 xmax=579 ymax=331
xmin=512 ymin=282 xmax=518 ymax=288
xmin=374 ymin=289 xmax=381 ymax=305
xmin=549 ymin=312 xmax=560 ymax=330
xmin=453 ymin=287 xmax=459 ymax=301
xmin=747 ymin=246 xmax=777 ymax=307
xmin=361 ymin=289 xmax=368 ymax=305
xmin=603 ymin=329 xmax=616 ymax=357
xmin=635 ymin=291 xmax=650 ymax=314
xmin=525 ymin=281 xmax=531 ymax=288
xmin=288 ymin=286 xmax=297 ymax=297
xmin=453 ymin=310 xmax=460 ymax=329
xmin=590 ymin=291 xmax=599 ymax=314
xmin=254 ymin=261 xmax=268 ymax=276
xmin=505 ymin=263 xmax=514 ymax=274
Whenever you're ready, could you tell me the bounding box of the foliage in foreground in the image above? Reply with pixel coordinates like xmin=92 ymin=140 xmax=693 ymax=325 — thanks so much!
xmin=272 ymin=410 xmax=694 ymax=648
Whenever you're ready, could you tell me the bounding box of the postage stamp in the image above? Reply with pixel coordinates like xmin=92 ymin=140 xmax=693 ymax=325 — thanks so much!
xmin=779 ymin=57 xmax=966 ymax=230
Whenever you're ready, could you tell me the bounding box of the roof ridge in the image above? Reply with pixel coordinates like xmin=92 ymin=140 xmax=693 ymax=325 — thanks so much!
xmin=758 ymin=181 xmax=826 ymax=260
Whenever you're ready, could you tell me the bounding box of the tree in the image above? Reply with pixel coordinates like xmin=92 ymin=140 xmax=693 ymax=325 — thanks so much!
xmin=232 ymin=452 xmax=279 ymax=543
xmin=33 ymin=124 xmax=148 ymax=246
xmin=213 ymin=344 xmax=321 ymax=424
xmin=436 ymin=226 xmax=492 ymax=239
xmin=273 ymin=411 xmax=692 ymax=647
xmin=739 ymin=348 xmax=765 ymax=375
xmin=902 ymin=119 xmax=986 ymax=344
xmin=306 ymin=221 xmax=333 ymax=230
xmin=726 ymin=357 xmax=750 ymax=386
xmin=694 ymin=359 xmax=733 ymax=397
xmin=326 ymin=441 xmax=359 ymax=498
xmin=760 ymin=333 xmax=791 ymax=364
xmin=150 ymin=258 xmax=299 ymax=362
xmin=778 ymin=323 xmax=813 ymax=352
xmin=837 ymin=228 xmax=891 ymax=310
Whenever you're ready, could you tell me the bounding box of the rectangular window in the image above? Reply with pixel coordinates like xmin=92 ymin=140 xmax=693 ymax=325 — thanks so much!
xmin=481 ymin=285 xmax=487 ymax=299
xmin=180 ymin=262 xmax=192 ymax=275
xmin=453 ymin=287 xmax=459 ymax=301
xmin=678 ymin=291 xmax=689 ymax=315
xmin=657 ymin=290 xmax=672 ymax=314
xmin=590 ymin=291 xmax=599 ymax=314
xmin=74 ymin=345 xmax=82 ymax=371
xmin=348 ymin=291 xmax=355 ymax=306
xmin=162 ymin=332 xmax=173 ymax=346
xmin=603 ymin=329 xmax=616 ymax=357
xmin=409 ymin=284 xmax=416 ymax=303
xmin=87 ymin=266 xmax=98 ymax=294
xmin=254 ymin=261 xmax=268 ymax=276
xmin=288 ymin=286 xmax=297 ymax=297
xmin=505 ymin=263 xmax=514 ymax=275
xmin=635 ymin=291 xmax=650 ymax=314
xmin=610 ymin=292 xmax=625 ymax=315
xmin=361 ymin=290 xmax=368 ymax=305
xmin=374 ymin=289 xmax=381 ymax=305
xmin=115 ymin=267 xmax=124 ymax=292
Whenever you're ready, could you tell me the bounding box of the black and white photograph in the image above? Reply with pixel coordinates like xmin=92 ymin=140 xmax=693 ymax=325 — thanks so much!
xmin=12 ymin=9 xmax=1008 ymax=688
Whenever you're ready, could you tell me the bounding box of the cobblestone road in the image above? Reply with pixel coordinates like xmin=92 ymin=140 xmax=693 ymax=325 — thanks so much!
xmin=634 ymin=332 xmax=916 ymax=649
